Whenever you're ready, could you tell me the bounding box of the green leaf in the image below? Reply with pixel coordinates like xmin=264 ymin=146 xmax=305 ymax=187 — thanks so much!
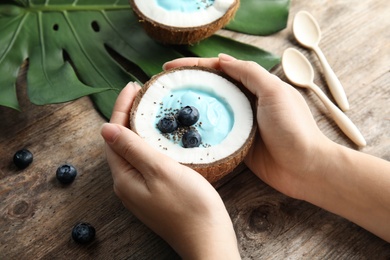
xmin=0 ymin=1 xmax=289 ymax=119
xmin=226 ymin=0 xmax=290 ymax=35
xmin=0 ymin=5 xmax=113 ymax=110
xmin=186 ymin=35 xmax=280 ymax=71
xmin=0 ymin=1 xmax=183 ymax=118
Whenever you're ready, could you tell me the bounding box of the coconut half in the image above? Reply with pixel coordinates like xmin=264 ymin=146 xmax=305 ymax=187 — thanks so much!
xmin=130 ymin=66 xmax=256 ymax=183
xmin=129 ymin=0 xmax=240 ymax=45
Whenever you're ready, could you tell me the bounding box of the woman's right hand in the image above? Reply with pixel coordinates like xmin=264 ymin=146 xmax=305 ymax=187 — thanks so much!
xmin=164 ymin=54 xmax=331 ymax=200
xmin=165 ymin=54 xmax=390 ymax=242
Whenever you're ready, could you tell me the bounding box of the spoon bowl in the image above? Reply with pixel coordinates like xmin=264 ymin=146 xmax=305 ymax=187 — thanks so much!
xmin=282 ymin=48 xmax=366 ymax=147
xmin=281 ymin=47 xmax=314 ymax=87
xmin=293 ymin=11 xmax=349 ymax=111
xmin=293 ymin=11 xmax=321 ymax=48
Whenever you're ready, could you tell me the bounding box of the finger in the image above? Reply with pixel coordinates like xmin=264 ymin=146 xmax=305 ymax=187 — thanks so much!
xmin=110 ymin=82 xmax=141 ymax=126
xmin=101 ymin=123 xmax=175 ymax=180
xmin=218 ymin=55 xmax=284 ymax=98
xmin=104 ymin=143 xmax=149 ymax=200
xmin=163 ymin=57 xmax=220 ymax=70
xmin=104 ymin=141 xmax=137 ymax=183
xmin=105 ymin=142 xmax=128 ymax=171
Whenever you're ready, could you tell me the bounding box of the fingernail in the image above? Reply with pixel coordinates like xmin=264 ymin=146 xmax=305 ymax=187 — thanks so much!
xmin=129 ymin=81 xmax=142 ymax=90
xmin=218 ymin=53 xmax=236 ymax=62
xmin=101 ymin=123 xmax=121 ymax=144
xmin=134 ymin=81 xmax=142 ymax=88
xmin=162 ymin=61 xmax=170 ymax=70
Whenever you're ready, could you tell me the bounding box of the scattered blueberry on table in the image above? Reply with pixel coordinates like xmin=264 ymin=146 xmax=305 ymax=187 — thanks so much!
xmin=56 ymin=164 xmax=78 ymax=184
xmin=13 ymin=149 xmax=33 ymax=169
xmin=13 ymin=149 xmax=94 ymax=245
xmin=72 ymin=222 xmax=96 ymax=244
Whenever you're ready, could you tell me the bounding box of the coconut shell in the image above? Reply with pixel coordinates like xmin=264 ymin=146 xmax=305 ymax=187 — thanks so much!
xmin=129 ymin=0 xmax=240 ymax=45
xmin=130 ymin=66 xmax=256 ymax=183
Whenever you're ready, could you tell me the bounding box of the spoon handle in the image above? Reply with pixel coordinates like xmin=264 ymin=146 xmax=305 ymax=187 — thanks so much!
xmin=309 ymin=82 xmax=366 ymax=147
xmin=313 ymin=46 xmax=350 ymax=111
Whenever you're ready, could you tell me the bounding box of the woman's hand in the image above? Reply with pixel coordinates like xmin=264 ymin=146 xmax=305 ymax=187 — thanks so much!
xmin=101 ymin=82 xmax=240 ymax=259
xmin=164 ymin=54 xmax=390 ymax=242
xmin=164 ymin=54 xmax=331 ymax=200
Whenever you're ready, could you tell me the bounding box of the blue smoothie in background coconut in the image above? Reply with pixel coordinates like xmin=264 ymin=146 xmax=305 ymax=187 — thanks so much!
xmin=156 ymin=0 xmax=215 ymax=13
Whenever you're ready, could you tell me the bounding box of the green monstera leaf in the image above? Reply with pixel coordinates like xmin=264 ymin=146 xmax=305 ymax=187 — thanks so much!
xmin=186 ymin=35 xmax=281 ymax=70
xmin=226 ymin=0 xmax=290 ymax=35
xmin=0 ymin=0 xmax=289 ymax=119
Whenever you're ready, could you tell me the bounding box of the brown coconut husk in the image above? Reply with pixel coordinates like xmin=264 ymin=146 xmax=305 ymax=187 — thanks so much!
xmin=129 ymin=0 xmax=240 ymax=45
xmin=130 ymin=66 xmax=256 ymax=184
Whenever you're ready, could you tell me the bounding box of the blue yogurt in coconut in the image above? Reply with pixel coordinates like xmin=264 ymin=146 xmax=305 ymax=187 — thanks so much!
xmin=155 ymin=87 xmax=234 ymax=146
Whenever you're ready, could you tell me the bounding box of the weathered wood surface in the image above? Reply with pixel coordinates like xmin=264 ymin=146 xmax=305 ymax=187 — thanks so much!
xmin=1 ymin=0 xmax=389 ymax=259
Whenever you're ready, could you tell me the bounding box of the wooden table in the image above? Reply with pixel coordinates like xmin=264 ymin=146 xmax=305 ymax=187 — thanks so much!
xmin=1 ymin=0 xmax=389 ymax=258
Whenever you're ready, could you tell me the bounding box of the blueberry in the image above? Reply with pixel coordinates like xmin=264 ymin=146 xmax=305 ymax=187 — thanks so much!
xmin=157 ymin=116 xmax=178 ymax=133
xmin=72 ymin=222 xmax=96 ymax=244
xmin=13 ymin=149 xmax=33 ymax=169
xmin=177 ymin=106 xmax=199 ymax=126
xmin=182 ymin=130 xmax=202 ymax=148
xmin=56 ymin=164 xmax=77 ymax=184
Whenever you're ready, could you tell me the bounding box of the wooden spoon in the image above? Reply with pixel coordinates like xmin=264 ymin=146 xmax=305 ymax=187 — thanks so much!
xmin=293 ymin=11 xmax=350 ymax=111
xmin=282 ymin=48 xmax=366 ymax=147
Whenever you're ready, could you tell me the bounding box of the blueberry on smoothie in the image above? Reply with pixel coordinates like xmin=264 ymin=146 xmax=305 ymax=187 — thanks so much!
xmin=178 ymin=106 xmax=199 ymax=126
xmin=182 ymin=130 xmax=202 ymax=148
xmin=158 ymin=116 xmax=178 ymax=133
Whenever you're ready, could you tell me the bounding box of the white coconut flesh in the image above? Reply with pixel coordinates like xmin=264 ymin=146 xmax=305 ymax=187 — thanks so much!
xmin=131 ymin=68 xmax=254 ymax=165
xmin=133 ymin=0 xmax=235 ymax=28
